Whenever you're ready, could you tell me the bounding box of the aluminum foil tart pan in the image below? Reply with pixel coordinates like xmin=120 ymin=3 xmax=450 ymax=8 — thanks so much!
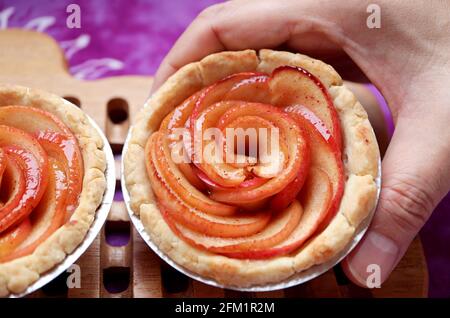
xmin=122 ymin=129 xmax=381 ymax=292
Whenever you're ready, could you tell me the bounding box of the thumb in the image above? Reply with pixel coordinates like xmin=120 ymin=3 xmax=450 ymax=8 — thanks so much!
xmin=342 ymin=116 xmax=450 ymax=287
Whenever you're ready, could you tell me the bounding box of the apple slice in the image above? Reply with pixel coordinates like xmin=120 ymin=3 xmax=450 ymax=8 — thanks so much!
xmin=210 ymin=103 xmax=309 ymax=204
xmin=225 ymin=167 xmax=332 ymax=259
xmin=285 ymin=105 xmax=344 ymax=228
xmin=0 ymin=154 xmax=26 ymax=222
xmin=270 ymin=103 xmax=340 ymax=212
xmin=1 ymin=158 xmax=68 ymax=262
xmin=145 ymin=133 xmax=271 ymax=238
xmin=0 ymin=125 xmax=49 ymax=172
xmin=0 ymin=218 xmax=31 ymax=260
xmin=0 ymin=152 xmax=25 ymax=212
xmin=269 ymin=161 xmax=310 ymax=213
xmin=270 ymin=66 xmax=342 ymax=150
xmin=238 ymin=198 xmax=270 ymax=211
xmin=150 ymin=132 xmax=237 ymax=216
xmin=160 ymin=90 xmax=204 ymax=132
xmin=0 ymin=147 xmax=48 ymax=233
xmin=160 ymin=92 xmax=210 ymax=191
xmin=0 ymin=125 xmax=49 ymax=233
xmin=36 ymin=131 xmax=83 ymax=217
xmin=164 ymin=200 xmax=303 ymax=254
xmin=223 ymin=73 xmax=271 ymax=102
xmin=0 ymin=106 xmax=72 ymax=136
xmin=190 ymin=72 xmax=270 ymax=127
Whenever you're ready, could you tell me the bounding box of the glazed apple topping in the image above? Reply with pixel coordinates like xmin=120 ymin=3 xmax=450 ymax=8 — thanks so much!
xmin=146 ymin=66 xmax=344 ymax=259
xmin=0 ymin=106 xmax=83 ymax=262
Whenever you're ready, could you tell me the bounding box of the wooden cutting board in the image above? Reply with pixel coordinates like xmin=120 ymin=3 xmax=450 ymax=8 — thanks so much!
xmin=0 ymin=29 xmax=428 ymax=298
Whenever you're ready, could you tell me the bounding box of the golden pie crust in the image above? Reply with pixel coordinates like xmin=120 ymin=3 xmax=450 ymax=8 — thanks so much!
xmin=124 ymin=50 xmax=380 ymax=287
xmin=0 ymin=85 xmax=107 ymax=296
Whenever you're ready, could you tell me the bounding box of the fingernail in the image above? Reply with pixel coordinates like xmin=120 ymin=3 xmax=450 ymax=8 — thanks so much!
xmin=346 ymin=231 xmax=399 ymax=287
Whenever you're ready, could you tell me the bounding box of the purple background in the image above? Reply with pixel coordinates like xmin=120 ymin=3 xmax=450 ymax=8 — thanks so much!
xmin=0 ymin=0 xmax=448 ymax=297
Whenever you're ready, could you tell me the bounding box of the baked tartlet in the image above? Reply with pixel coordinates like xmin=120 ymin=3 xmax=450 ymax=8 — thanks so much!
xmin=0 ymin=85 xmax=106 ymax=296
xmin=124 ymin=50 xmax=379 ymax=287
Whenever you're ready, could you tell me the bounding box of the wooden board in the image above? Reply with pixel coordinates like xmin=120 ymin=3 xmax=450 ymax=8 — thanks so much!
xmin=0 ymin=29 xmax=428 ymax=298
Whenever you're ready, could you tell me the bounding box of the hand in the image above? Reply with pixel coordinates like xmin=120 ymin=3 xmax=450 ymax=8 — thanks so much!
xmin=151 ymin=0 xmax=450 ymax=287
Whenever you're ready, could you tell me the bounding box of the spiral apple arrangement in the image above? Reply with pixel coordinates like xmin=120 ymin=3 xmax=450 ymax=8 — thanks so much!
xmin=0 ymin=106 xmax=83 ymax=262
xmin=145 ymin=66 xmax=344 ymax=259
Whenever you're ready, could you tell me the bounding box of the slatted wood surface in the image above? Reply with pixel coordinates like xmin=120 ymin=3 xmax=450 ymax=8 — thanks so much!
xmin=0 ymin=29 xmax=428 ymax=298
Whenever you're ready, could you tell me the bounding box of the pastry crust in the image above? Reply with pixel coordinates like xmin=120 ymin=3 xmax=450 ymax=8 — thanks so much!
xmin=124 ymin=49 xmax=380 ymax=287
xmin=0 ymin=85 xmax=107 ymax=296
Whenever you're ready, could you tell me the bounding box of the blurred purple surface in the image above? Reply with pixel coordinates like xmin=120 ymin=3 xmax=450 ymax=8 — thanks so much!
xmin=0 ymin=0 xmax=448 ymax=297
xmin=0 ymin=0 xmax=218 ymax=78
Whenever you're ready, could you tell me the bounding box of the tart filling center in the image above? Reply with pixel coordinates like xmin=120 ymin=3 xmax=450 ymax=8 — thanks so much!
xmin=145 ymin=66 xmax=345 ymax=259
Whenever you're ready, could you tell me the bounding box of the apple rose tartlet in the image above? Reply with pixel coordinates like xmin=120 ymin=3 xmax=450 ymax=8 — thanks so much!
xmin=124 ymin=50 xmax=380 ymax=287
xmin=0 ymin=85 xmax=107 ymax=296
